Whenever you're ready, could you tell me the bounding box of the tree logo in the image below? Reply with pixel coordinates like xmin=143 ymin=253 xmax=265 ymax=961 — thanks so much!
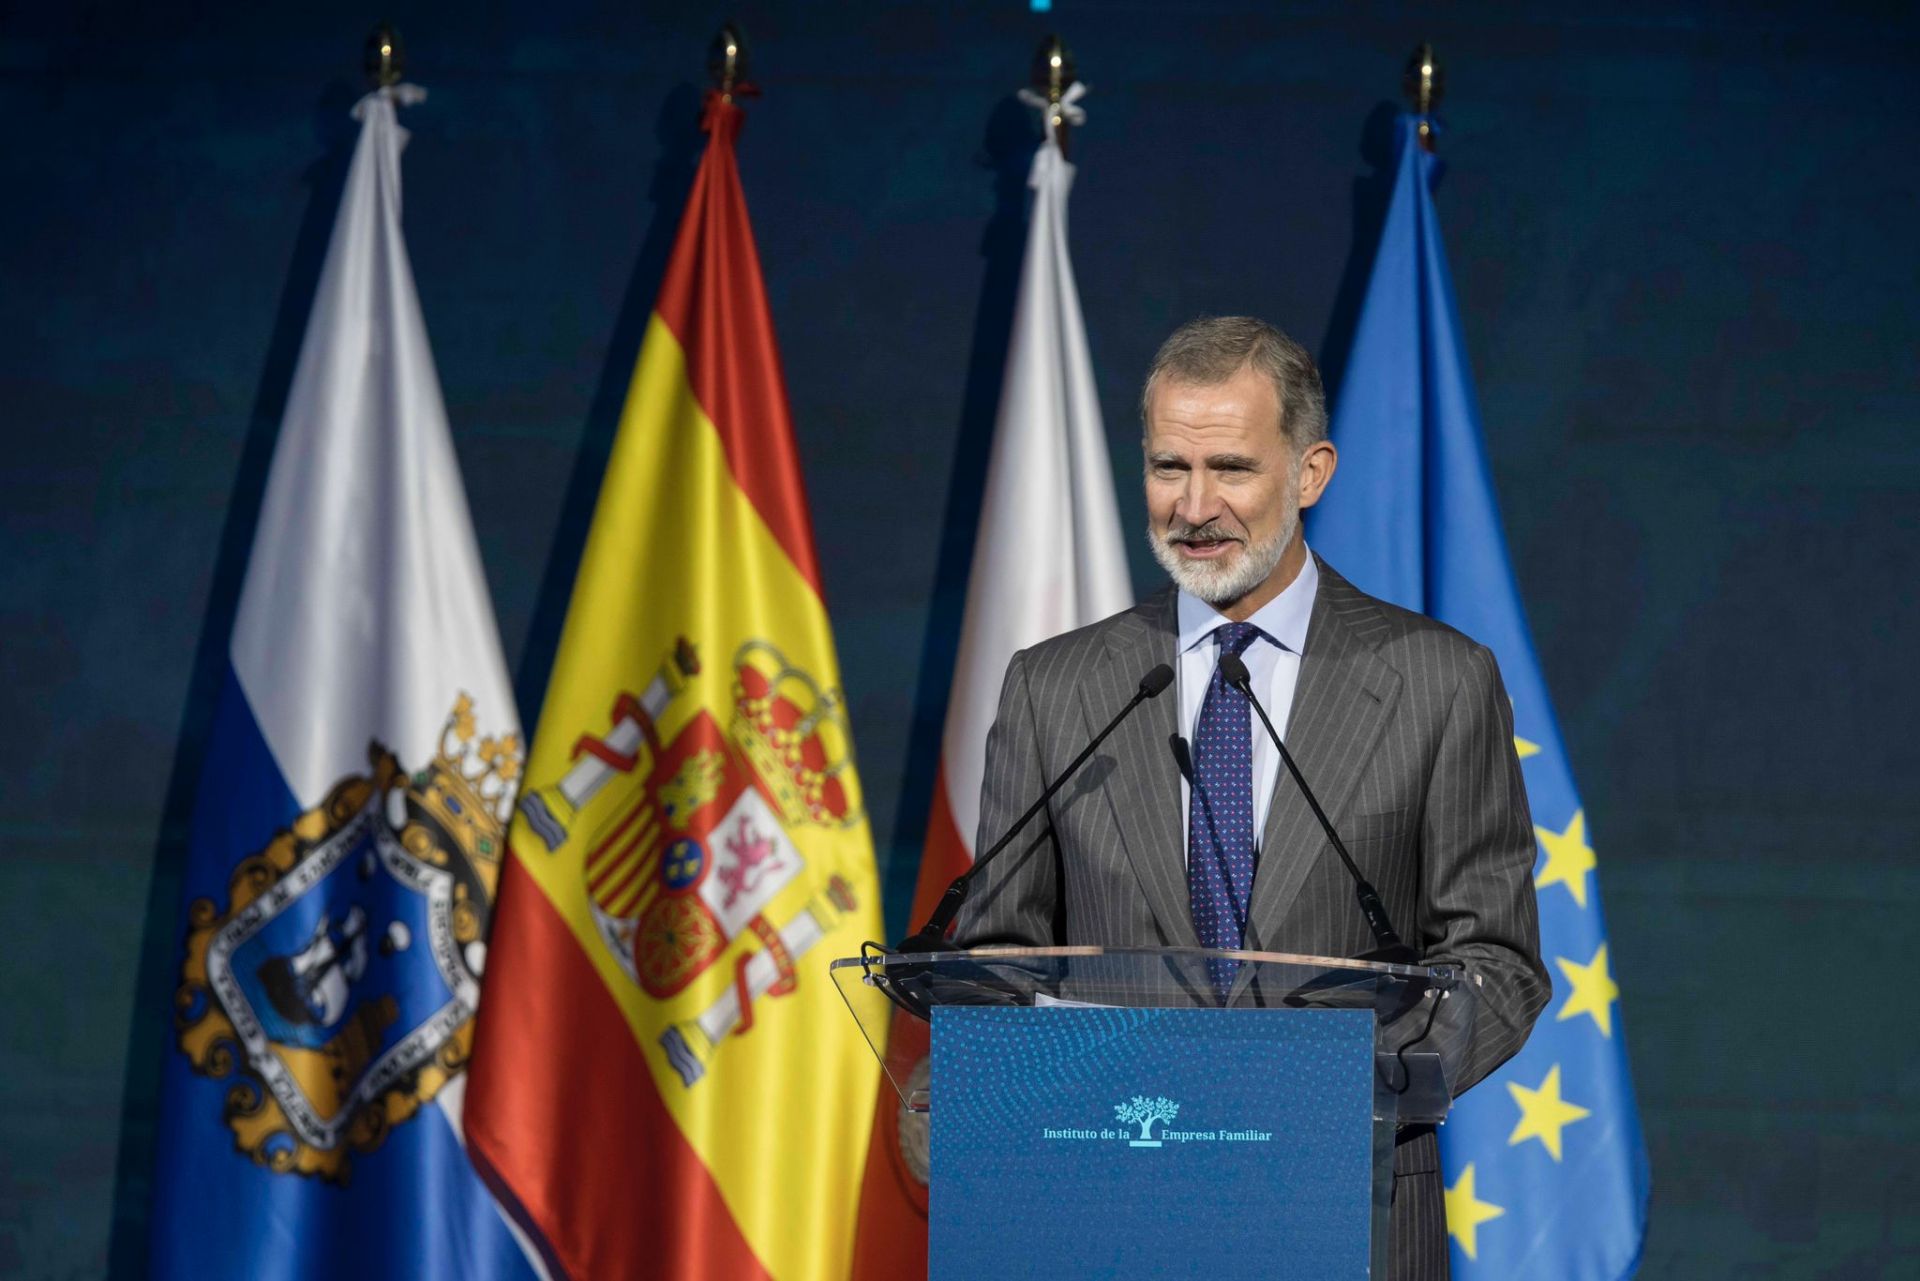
xmin=1115 ymin=1095 xmax=1180 ymax=1148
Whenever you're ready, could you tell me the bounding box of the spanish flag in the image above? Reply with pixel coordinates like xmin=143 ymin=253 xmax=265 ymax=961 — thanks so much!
xmin=467 ymin=88 xmax=886 ymax=1281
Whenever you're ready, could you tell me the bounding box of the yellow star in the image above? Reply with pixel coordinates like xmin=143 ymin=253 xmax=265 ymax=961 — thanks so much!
xmin=1506 ymin=1064 xmax=1592 ymax=1161
xmin=1515 ymin=734 xmax=1542 ymax=760
xmin=1444 ymin=1163 xmax=1505 ymax=1261
xmin=1534 ymin=809 xmax=1597 ymax=908
xmin=1555 ymin=943 xmax=1620 ymax=1037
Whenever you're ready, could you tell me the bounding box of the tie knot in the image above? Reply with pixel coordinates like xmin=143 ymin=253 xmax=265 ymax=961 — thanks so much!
xmin=1214 ymin=622 xmax=1261 ymax=657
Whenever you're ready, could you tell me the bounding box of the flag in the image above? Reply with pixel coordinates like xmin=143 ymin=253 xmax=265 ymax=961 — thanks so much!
xmin=1306 ymin=112 xmax=1650 ymax=1278
xmin=849 ymin=82 xmax=1132 ymax=1280
xmin=148 ymin=84 xmax=541 ymax=1281
xmin=464 ymin=88 xmax=886 ymax=1281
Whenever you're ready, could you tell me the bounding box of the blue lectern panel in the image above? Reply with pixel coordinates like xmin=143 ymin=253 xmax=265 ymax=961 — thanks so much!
xmin=931 ymin=1006 xmax=1375 ymax=1281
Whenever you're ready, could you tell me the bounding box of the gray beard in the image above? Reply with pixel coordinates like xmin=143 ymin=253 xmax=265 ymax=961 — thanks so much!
xmin=1148 ymin=502 xmax=1297 ymax=607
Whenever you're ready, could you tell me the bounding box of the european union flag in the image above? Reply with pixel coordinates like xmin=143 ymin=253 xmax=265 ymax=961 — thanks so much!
xmin=1307 ymin=113 xmax=1650 ymax=1278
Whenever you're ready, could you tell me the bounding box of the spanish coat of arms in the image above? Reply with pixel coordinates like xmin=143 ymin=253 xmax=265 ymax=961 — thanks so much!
xmin=518 ymin=636 xmax=863 ymax=1087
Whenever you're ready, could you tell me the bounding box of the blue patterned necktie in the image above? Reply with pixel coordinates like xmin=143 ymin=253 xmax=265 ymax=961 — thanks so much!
xmin=1188 ymin=621 xmax=1261 ymax=995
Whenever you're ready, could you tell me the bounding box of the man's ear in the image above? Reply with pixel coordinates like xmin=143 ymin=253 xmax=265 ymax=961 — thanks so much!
xmin=1296 ymin=440 xmax=1338 ymax=509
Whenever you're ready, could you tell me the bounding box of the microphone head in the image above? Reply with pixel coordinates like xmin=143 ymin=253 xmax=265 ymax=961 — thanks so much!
xmin=1218 ymin=651 xmax=1252 ymax=690
xmin=1168 ymin=733 xmax=1194 ymax=782
xmin=1138 ymin=663 xmax=1175 ymax=698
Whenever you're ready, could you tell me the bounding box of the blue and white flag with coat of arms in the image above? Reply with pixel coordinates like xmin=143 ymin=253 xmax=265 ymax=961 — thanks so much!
xmin=149 ymin=84 xmax=542 ymax=1281
xmin=1306 ymin=112 xmax=1651 ymax=1279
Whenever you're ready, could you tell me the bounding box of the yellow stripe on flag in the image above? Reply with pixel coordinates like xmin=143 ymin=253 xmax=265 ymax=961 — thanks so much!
xmin=509 ymin=315 xmax=887 ymax=1280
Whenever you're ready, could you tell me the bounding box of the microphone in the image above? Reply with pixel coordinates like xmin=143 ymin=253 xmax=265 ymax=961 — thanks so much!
xmin=1169 ymin=734 xmax=1194 ymax=783
xmin=895 ymin=663 xmax=1175 ymax=953
xmin=1217 ymin=651 xmax=1416 ymax=965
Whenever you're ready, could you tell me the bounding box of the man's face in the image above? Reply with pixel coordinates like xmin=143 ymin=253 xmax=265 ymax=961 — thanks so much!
xmin=1143 ymin=364 xmax=1330 ymax=609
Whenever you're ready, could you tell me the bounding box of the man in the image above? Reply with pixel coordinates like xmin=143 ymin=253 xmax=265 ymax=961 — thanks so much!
xmin=953 ymin=316 xmax=1548 ymax=1279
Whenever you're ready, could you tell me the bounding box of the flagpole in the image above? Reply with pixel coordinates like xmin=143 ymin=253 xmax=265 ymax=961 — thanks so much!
xmin=1403 ymin=42 xmax=1443 ymax=152
xmin=365 ymin=21 xmax=404 ymax=88
xmin=1032 ymin=34 xmax=1076 ymax=157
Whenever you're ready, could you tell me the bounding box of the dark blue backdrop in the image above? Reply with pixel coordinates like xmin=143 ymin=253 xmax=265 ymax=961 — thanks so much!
xmin=3 ymin=2 xmax=1916 ymax=1277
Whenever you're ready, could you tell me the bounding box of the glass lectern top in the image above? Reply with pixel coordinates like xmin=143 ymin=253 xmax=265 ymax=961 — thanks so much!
xmin=830 ymin=946 xmax=1471 ymax=1122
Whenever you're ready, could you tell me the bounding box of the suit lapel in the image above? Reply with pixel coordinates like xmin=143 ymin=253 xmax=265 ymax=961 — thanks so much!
xmin=1083 ymin=589 xmax=1199 ymax=948
xmin=1243 ymin=560 xmax=1403 ymax=953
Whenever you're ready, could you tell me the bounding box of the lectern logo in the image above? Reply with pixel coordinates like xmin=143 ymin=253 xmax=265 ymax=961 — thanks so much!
xmin=1116 ymin=1095 xmax=1180 ymax=1147
xmin=1040 ymin=1096 xmax=1272 ymax=1149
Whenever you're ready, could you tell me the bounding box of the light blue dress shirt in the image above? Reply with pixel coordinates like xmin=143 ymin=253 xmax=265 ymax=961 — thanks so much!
xmin=1175 ymin=549 xmax=1319 ymax=861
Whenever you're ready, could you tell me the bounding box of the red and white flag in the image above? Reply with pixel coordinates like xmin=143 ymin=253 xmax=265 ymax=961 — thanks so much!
xmin=849 ymin=81 xmax=1133 ymax=1279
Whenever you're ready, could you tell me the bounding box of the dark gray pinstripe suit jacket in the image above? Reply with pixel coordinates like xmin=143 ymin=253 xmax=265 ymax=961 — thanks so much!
xmin=952 ymin=557 xmax=1549 ymax=1280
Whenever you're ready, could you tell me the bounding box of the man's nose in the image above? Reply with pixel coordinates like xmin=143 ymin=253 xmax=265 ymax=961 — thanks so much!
xmin=1176 ymin=473 xmax=1225 ymax=526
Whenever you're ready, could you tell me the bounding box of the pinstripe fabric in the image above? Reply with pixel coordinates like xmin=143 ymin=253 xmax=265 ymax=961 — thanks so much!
xmin=1391 ymin=1165 xmax=1449 ymax=1281
xmin=954 ymin=555 xmax=1548 ymax=1281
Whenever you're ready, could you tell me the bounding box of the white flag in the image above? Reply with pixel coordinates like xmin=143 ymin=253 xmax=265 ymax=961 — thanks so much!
xmin=150 ymin=85 xmax=542 ymax=1280
xmin=232 ymin=85 xmax=517 ymax=801
xmin=934 ymin=82 xmax=1132 ymax=890
xmin=849 ymin=85 xmax=1132 ymax=1277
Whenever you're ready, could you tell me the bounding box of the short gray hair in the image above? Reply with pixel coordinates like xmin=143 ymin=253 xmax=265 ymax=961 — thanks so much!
xmin=1139 ymin=316 xmax=1328 ymax=449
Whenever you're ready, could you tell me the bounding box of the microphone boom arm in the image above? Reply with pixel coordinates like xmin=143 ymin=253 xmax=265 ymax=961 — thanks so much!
xmin=895 ymin=663 xmax=1174 ymax=953
xmin=1219 ymin=652 xmax=1413 ymax=963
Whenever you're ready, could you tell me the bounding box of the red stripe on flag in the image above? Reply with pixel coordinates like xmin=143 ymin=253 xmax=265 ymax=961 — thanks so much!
xmin=589 ymin=824 xmax=658 ymax=897
xmin=606 ymin=867 xmax=659 ymax=921
xmin=586 ymin=801 xmax=649 ymax=871
xmin=591 ymin=855 xmax=646 ymax=912
xmin=908 ymin=769 xmax=977 ymax=937
xmin=654 ymin=94 xmax=821 ymax=594
xmin=620 ymin=880 xmax=660 ymax=921
xmin=468 ymin=852 xmax=774 ymax=1281
xmin=848 ymin=773 xmax=976 ymax=1279
xmin=847 ymin=1002 xmax=929 ymax=1281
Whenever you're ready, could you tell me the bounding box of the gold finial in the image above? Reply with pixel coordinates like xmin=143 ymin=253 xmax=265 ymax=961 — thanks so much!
xmin=1402 ymin=43 xmax=1443 ymax=152
xmin=364 ymin=21 xmax=404 ymax=89
xmin=1031 ymin=34 xmax=1078 ymax=154
xmin=709 ymin=21 xmax=748 ymax=101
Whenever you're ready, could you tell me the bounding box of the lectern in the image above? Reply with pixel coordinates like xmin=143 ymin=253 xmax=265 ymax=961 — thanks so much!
xmin=831 ymin=946 xmax=1472 ymax=1280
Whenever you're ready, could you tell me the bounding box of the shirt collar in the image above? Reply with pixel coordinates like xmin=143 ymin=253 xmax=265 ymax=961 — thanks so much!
xmin=1175 ymin=546 xmax=1319 ymax=656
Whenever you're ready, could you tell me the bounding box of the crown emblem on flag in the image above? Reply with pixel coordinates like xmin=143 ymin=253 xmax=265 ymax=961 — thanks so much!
xmin=729 ymin=639 xmax=862 ymax=829
xmin=173 ymin=695 xmax=517 ymax=1183
xmin=406 ymin=694 xmax=522 ymax=895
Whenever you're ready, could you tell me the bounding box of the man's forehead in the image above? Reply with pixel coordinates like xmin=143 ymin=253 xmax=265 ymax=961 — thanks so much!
xmin=1145 ymin=406 xmax=1286 ymax=453
xmin=1146 ymin=372 xmax=1284 ymax=435
xmin=1144 ymin=439 xmax=1261 ymax=463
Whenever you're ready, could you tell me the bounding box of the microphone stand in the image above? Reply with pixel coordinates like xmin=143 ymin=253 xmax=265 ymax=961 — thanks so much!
xmin=893 ymin=663 xmax=1175 ymax=955
xmin=1219 ymin=652 xmax=1416 ymax=965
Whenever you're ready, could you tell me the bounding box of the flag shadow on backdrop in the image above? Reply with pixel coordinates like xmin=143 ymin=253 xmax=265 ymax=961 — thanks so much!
xmin=1316 ymin=99 xmax=1403 ymax=418
xmin=104 ymin=79 xmax=363 ymax=1281
xmin=881 ymin=92 xmax=1038 ymax=939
